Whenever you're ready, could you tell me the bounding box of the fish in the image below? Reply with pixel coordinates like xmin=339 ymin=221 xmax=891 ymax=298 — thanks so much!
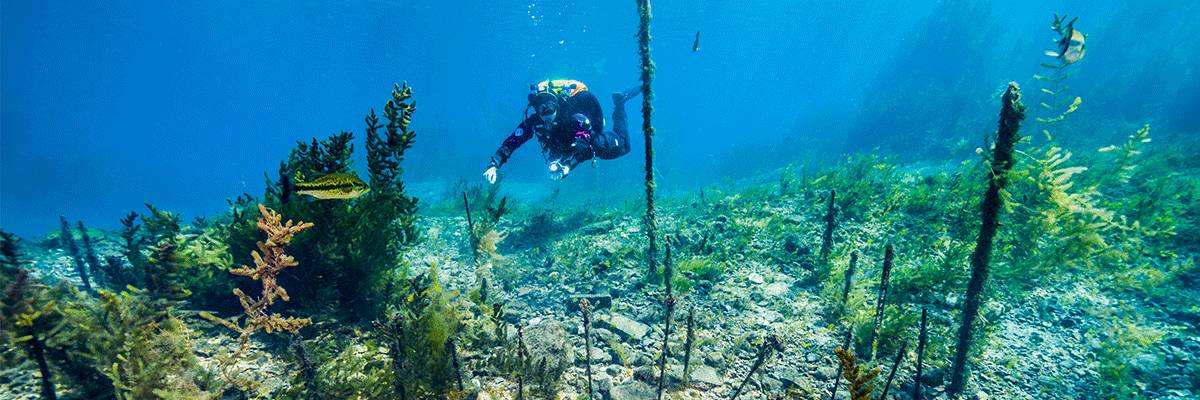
xmin=283 ymin=172 xmax=370 ymax=201
xmin=693 ymin=30 xmax=701 ymax=52
xmin=1045 ymin=15 xmax=1085 ymax=64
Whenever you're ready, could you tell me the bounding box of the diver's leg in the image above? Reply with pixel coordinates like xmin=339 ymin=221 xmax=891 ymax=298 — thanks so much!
xmin=595 ymin=86 xmax=641 ymax=159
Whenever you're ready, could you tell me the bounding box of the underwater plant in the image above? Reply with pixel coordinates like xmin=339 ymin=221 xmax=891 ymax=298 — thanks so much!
xmin=59 ymin=216 xmax=95 ymax=295
xmin=865 ymin=244 xmax=895 ymax=361
xmin=1 ymin=231 xmax=60 ymax=400
xmin=834 ymin=347 xmax=879 ymax=400
xmin=201 ymin=204 xmax=314 ymax=391
xmin=245 ymin=83 xmax=420 ymax=322
xmin=70 ymin=288 xmax=215 ymax=399
xmin=374 ymin=261 xmax=465 ymax=398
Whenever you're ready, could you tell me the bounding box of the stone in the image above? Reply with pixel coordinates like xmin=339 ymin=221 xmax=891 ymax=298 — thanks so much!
xmin=597 ymin=315 xmax=650 ymax=341
xmin=705 ymin=352 xmax=726 ymax=368
xmin=771 ymin=368 xmax=805 ymax=390
xmin=595 ymin=328 xmax=618 ymax=342
xmin=588 ymin=347 xmax=612 ymax=364
xmin=690 ymin=365 xmax=724 ymax=388
xmin=747 ymin=272 xmax=765 ymax=284
xmin=524 ymin=320 xmax=572 ymax=366
xmin=595 ymin=370 xmax=613 ymax=396
xmin=815 ymin=366 xmax=837 ymax=381
xmin=920 ymin=367 xmax=946 ymax=386
xmin=764 ymin=282 xmax=790 ymax=297
xmin=567 ymin=293 xmax=613 ymax=313
xmin=783 ymin=235 xmax=800 ymax=254
xmin=610 ymin=381 xmax=656 ymax=400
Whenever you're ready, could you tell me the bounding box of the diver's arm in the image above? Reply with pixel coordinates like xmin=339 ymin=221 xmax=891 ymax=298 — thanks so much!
xmin=488 ymin=119 xmax=536 ymax=169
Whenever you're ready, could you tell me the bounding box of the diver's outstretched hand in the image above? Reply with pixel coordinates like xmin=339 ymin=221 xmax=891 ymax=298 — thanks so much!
xmin=484 ymin=166 xmax=498 ymax=184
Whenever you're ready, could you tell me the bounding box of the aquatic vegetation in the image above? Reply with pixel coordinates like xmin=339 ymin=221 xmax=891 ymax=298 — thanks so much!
xmin=373 ymin=261 xmax=465 ymax=397
xmin=305 ymin=339 xmax=392 ymax=399
xmin=59 ymin=216 xmax=95 ymax=295
xmin=244 ymin=83 xmax=420 ymax=321
xmin=834 ymin=347 xmax=879 ymax=400
xmin=1 ymin=232 xmax=60 ymax=399
xmin=1091 ymin=302 xmax=1171 ymax=399
xmin=676 ymin=256 xmax=724 ymax=289
xmin=819 ymin=189 xmax=837 ymax=264
xmin=637 ymin=0 xmax=659 ymax=283
xmin=74 ymin=289 xmax=215 ymax=398
xmin=466 ymin=184 xmax=510 ymax=264
xmin=201 ymin=203 xmax=314 ymax=395
xmin=4 ymin=7 xmax=1199 ymax=399
xmin=865 ymin=244 xmax=895 ymax=361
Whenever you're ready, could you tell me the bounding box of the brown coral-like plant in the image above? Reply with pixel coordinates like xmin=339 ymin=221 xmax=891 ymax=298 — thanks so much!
xmin=834 ymin=347 xmax=879 ymax=400
xmin=202 ymin=204 xmax=314 ymax=346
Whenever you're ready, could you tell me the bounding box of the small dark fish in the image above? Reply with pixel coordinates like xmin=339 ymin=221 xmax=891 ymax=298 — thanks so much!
xmin=692 ymin=31 xmax=701 ymax=52
xmin=286 ymin=173 xmax=370 ymax=200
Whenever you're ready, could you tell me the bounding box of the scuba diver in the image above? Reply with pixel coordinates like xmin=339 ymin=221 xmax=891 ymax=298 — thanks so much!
xmin=483 ymin=79 xmax=642 ymax=183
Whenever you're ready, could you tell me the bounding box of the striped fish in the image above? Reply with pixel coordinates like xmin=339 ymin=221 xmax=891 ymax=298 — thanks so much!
xmin=284 ymin=173 xmax=370 ymax=201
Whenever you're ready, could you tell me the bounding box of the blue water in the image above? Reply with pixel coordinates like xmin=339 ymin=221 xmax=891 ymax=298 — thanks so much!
xmin=2 ymin=1 xmax=1198 ymax=237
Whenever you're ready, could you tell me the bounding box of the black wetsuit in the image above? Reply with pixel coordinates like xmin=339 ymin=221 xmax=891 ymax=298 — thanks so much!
xmin=488 ymin=90 xmax=632 ymax=171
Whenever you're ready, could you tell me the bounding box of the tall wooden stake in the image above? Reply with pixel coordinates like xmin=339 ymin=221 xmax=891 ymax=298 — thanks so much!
xmin=914 ymin=308 xmax=929 ymax=400
xmin=462 ymin=192 xmax=477 ymax=266
xmin=682 ymin=305 xmax=696 ymax=386
xmin=580 ymin=299 xmax=594 ymax=400
xmin=828 ymin=327 xmax=853 ymax=400
xmin=839 ymin=250 xmax=858 ymax=318
xmin=636 ymin=0 xmax=658 ymax=281
xmin=948 ymin=82 xmax=1026 ymax=396
xmin=819 ymin=190 xmax=837 ymax=262
xmin=881 ymin=339 xmax=909 ymax=399
xmin=657 ymin=242 xmax=676 ymax=400
xmin=867 ymin=244 xmax=895 ymax=361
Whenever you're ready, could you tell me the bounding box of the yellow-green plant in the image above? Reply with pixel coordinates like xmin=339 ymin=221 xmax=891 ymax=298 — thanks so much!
xmin=835 ymin=347 xmax=879 ymax=400
xmin=378 ymin=261 xmax=463 ymax=397
xmin=201 ymin=204 xmax=314 ymax=391
xmin=52 ymin=287 xmax=216 ymax=399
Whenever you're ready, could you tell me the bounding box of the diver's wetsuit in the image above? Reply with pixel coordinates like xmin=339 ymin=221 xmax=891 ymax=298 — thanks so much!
xmin=488 ymin=90 xmax=632 ymax=170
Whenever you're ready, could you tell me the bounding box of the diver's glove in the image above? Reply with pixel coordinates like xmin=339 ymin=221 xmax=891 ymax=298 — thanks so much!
xmin=483 ymin=166 xmax=498 ymax=184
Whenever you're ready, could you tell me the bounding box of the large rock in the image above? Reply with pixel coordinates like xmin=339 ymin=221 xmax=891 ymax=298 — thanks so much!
xmin=690 ymin=365 xmax=724 ymax=388
xmin=524 ymin=319 xmax=573 ymax=366
xmin=597 ymin=315 xmax=650 ymax=341
xmin=610 ymin=381 xmax=656 ymax=400
xmin=568 ymin=293 xmax=612 ymax=313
